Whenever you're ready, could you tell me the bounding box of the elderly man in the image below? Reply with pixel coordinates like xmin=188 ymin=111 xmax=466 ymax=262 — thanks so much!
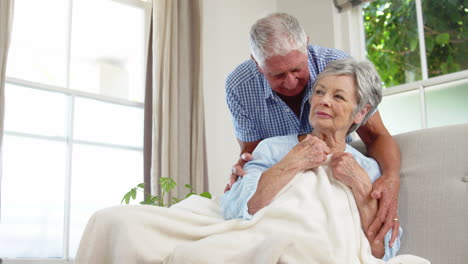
xmin=225 ymin=13 xmax=401 ymax=248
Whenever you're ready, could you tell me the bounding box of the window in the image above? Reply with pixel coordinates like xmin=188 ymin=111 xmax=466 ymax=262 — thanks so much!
xmin=1 ymin=0 xmax=151 ymax=261
xmin=362 ymin=0 xmax=468 ymax=134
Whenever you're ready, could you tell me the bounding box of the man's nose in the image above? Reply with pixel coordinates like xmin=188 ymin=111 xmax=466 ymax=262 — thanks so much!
xmin=283 ymin=73 xmax=298 ymax=90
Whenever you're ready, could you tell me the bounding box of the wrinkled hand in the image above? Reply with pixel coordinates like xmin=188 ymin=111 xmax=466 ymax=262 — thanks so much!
xmin=224 ymin=153 xmax=252 ymax=192
xmin=280 ymin=134 xmax=330 ymax=171
xmin=330 ymin=152 xmax=370 ymax=191
xmin=367 ymin=174 xmax=400 ymax=247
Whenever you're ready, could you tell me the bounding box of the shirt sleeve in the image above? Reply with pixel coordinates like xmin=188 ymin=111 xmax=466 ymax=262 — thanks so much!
xmin=220 ymin=140 xmax=278 ymax=220
xmin=225 ymin=79 xmax=262 ymax=142
xmin=382 ymin=227 xmax=403 ymax=261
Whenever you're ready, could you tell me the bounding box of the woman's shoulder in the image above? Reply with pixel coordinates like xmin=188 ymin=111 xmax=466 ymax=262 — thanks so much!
xmin=261 ymin=134 xmax=298 ymax=145
xmin=253 ymin=134 xmax=299 ymax=159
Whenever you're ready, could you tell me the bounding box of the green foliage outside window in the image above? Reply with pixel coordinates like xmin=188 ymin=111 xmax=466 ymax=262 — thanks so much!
xmin=363 ymin=0 xmax=467 ymax=87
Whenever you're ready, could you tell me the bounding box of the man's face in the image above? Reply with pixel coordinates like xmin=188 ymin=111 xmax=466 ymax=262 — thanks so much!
xmin=258 ymin=50 xmax=310 ymax=97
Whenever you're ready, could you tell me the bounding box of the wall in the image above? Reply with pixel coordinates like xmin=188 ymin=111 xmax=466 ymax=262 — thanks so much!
xmin=202 ymin=0 xmax=276 ymax=196
xmin=277 ymin=0 xmax=336 ymax=48
xmin=202 ymin=0 xmax=344 ymax=195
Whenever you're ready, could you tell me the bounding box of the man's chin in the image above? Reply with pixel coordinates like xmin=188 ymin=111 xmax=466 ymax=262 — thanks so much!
xmin=278 ymin=88 xmax=304 ymax=97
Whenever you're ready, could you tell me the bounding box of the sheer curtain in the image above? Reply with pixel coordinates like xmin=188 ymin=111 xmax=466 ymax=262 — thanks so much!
xmin=148 ymin=0 xmax=207 ymax=200
xmin=0 ymin=0 xmax=14 ymax=217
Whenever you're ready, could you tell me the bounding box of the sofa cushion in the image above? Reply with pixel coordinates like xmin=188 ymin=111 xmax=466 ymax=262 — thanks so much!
xmin=350 ymin=123 xmax=468 ymax=264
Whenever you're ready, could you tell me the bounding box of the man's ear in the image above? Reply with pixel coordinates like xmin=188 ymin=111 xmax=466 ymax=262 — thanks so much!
xmin=353 ymin=104 xmax=371 ymax=125
xmin=251 ymin=55 xmax=264 ymax=74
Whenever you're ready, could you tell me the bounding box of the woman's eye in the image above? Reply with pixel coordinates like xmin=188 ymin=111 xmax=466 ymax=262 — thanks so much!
xmin=335 ymin=95 xmax=344 ymax=100
xmin=315 ymin=89 xmax=323 ymax=94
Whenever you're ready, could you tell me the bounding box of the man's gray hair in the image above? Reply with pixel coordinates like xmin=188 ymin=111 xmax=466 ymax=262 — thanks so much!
xmin=313 ymin=58 xmax=383 ymax=134
xmin=249 ymin=13 xmax=308 ymax=67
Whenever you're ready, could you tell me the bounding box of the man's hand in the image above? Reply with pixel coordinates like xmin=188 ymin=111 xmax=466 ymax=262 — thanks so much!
xmin=224 ymin=153 xmax=252 ymax=192
xmin=357 ymin=111 xmax=401 ymax=247
xmin=225 ymin=139 xmax=262 ymax=193
xmin=367 ymin=174 xmax=400 ymax=247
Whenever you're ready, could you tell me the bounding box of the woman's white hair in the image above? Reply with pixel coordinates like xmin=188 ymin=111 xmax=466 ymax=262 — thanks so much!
xmin=312 ymin=58 xmax=383 ymax=134
xmin=249 ymin=13 xmax=308 ymax=67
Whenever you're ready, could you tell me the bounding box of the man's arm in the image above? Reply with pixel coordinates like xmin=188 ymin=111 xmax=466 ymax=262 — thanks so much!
xmin=356 ymin=111 xmax=401 ymax=247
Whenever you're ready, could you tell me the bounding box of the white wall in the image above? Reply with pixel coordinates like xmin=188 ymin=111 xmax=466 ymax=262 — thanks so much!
xmin=202 ymin=0 xmax=348 ymax=195
xmin=277 ymin=0 xmax=336 ymax=48
xmin=202 ymin=0 xmax=276 ymax=196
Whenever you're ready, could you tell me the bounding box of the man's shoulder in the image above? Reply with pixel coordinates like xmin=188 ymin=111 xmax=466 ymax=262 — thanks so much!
xmin=226 ymin=59 xmax=262 ymax=89
xmin=307 ymin=45 xmax=350 ymax=62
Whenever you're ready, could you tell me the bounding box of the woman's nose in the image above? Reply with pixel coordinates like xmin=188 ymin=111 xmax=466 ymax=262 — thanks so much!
xmin=283 ymin=73 xmax=298 ymax=90
xmin=319 ymin=94 xmax=331 ymax=106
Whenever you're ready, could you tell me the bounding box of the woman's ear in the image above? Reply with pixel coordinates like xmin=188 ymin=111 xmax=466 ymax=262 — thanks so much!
xmin=353 ymin=104 xmax=371 ymax=124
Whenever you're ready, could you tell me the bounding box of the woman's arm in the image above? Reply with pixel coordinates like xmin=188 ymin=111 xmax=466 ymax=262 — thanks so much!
xmin=248 ymin=135 xmax=330 ymax=214
xmin=330 ymin=152 xmax=385 ymax=258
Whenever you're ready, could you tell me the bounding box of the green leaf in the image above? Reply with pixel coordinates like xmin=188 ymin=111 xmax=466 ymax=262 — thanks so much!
xmin=185 ymin=192 xmax=195 ymax=198
xmin=425 ymin=37 xmax=434 ymax=53
xmin=131 ymin=188 xmax=137 ymax=199
xmin=199 ymin=192 xmax=212 ymax=199
xmin=137 ymin=183 xmax=145 ymax=189
xmin=409 ymin=38 xmax=418 ymax=51
xmin=184 ymin=184 xmax=193 ymax=190
xmin=150 ymin=196 xmax=161 ymax=203
xmin=440 ymin=62 xmax=448 ymax=74
xmin=435 ymin=33 xmax=450 ymax=45
xmin=121 ymin=190 xmax=134 ymax=204
xmin=160 ymin=177 xmax=177 ymax=193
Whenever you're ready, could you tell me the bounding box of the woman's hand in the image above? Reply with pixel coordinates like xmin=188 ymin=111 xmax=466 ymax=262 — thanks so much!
xmin=330 ymin=152 xmax=372 ymax=195
xmin=279 ymin=134 xmax=330 ymax=172
xmin=247 ymin=135 xmax=329 ymax=215
xmin=331 ymin=152 xmax=384 ymax=258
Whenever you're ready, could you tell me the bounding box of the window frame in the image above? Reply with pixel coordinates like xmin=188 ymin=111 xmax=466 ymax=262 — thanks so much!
xmin=2 ymin=0 xmax=150 ymax=261
xmin=334 ymin=2 xmax=468 ymax=131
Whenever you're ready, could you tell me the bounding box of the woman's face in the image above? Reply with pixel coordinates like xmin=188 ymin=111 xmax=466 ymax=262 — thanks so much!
xmin=309 ymin=74 xmax=362 ymax=134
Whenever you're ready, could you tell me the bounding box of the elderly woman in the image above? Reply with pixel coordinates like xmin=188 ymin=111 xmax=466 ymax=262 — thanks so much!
xmin=221 ymin=58 xmax=402 ymax=261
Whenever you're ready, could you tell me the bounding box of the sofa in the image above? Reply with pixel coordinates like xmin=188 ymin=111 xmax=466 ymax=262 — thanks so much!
xmin=350 ymin=123 xmax=468 ymax=264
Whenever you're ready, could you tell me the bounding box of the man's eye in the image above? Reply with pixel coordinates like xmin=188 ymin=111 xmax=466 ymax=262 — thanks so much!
xmin=274 ymin=73 xmax=285 ymax=79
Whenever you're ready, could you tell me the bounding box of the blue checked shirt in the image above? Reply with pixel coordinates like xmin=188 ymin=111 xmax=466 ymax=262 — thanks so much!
xmin=226 ymin=45 xmax=350 ymax=143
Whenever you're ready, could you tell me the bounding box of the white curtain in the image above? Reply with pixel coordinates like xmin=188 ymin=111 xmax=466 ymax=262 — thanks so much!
xmin=0 ymin=0 xmax=15 ymax=218
xmin=151 ymin=0 xmax=206 ymax=199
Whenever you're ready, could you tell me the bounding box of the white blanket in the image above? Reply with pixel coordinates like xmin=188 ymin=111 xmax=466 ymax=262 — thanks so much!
xmin=75 ymin=162 xmax=429 ymax=264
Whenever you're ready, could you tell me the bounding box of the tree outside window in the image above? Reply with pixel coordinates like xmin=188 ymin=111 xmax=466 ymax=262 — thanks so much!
xmin=363 ymin=0 xmax=467 ymax=87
